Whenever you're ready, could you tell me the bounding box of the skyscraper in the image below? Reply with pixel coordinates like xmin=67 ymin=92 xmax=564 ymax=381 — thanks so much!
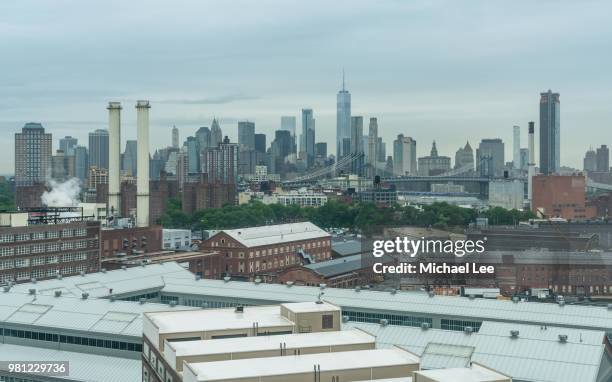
xmin=301 ymin=109 xmax=315 ymax=167
xmin=172 ymin=126 xmax=179 ymax=149
xmin=196 ymin=126 xmax=211 ymax=151
xmin=454 ymin=142 xmax=474 ymax=171
xmin=210 ymin=118 xmax=223 ymax=149
xmin=59 ymin=136 xmax=78 ymax=156
xmin=280 ymin=116 xmax=297 ymax=154
xmin=238 ymin=121 xmax=256 ymax=151
xmin=204 ymin=136 xmax=238 ymax=184
xmin=185 ymin=136 xmax=200 ymax=174
xmin=596 ymin=145 xmax=610 ymax=172
xmin=88 ymin=129 xmax=109 ymax=171
xmin=393 ymin=134 xmax=417 ymax=176
xmin=418 ymin=141 xmax=451 ymax=176
xmin=583 ymin=148 xmax=597 ymax=172
xmin=14 ymin=123 xmax=52 ymax=186
xmin=74 ymin=145 xmax=88 ymax=183
xmin=122 ymin=140 xmax=138 ymax=176
xmin=512 ymin=125 xmax=520 ymax=169
xmin=367 ymin=117 xmax=378 ymax=176
xmin=51 ymin=150 xmax=76 ymax=181
xmin=539 ymin=90 xmax=560 ymax=175
xmin=336 ymin=71 xmax=351 ymax=158
xmin=254 ymin=134 xmax=266 ymax=154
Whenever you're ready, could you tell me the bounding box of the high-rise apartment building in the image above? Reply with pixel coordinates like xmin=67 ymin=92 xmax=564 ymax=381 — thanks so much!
xmin=51 ymin=150 xmax=76 ymax=181
xmin=336 ymin=72 xmax=351 ymax=158
xmin=204 ymin=136 xmax=238 ymax=184
xmin=513 ymin=125 xmax=520 ymax=169
xmin=14 ymin=123 xmax=53 ymax=187
xmin=393 ymin=134 xmax=417 ymax=176
xmin=88 ymin=129 xmax=109 ymax=171
xmin=539 ymin=90 xmax=560 ymax=175
xmin=74 ymin=145 xmax=89 ymax=183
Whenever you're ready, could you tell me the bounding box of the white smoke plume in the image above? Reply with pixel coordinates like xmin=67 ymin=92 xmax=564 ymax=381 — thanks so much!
xmin=41 ymin=178 xmax=82 ymax=207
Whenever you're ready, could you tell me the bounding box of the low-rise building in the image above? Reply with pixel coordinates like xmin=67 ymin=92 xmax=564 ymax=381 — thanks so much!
xmin=532 ymin=174 xmax=596 ymax=220
xmin=163 ymin=229 xmax=192 ymax=250
xmin=276 ymin=189 xmax=328 ymax=207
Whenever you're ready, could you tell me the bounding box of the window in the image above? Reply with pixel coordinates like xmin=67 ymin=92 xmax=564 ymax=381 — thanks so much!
xmin=0 ymin=247 xmax=13 ymax=256
xmin=32 ymin=232 xmax=45 ymax=240
xmin=0 ymin=234 xmax=14 ymax=243
xmin=322 ymin=314 xmax=334 ymax=329
xmin=15 ymin=233 xmax=30 ymax=241
xmin=47 ymin=231 xmax=59 ymax=239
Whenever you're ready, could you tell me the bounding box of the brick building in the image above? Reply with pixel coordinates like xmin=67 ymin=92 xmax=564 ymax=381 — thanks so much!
xmin=532 ymin=174 xmax=596 ymax=220
xmin=182 ymin=175 xmax=236 ymax=213
xmin=14 ymin=183 xmax=46 ymax=209
xmin=100 ymin=226 xmax=162 ymax=260
xmin=0 ymin=214 xmax=101 ymax=285
xmin=199 ymin=222 xmax=331 ymax=279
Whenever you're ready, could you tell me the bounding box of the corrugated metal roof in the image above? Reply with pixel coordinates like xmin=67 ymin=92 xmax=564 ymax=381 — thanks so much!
xmin=159 ymin=276 xmax=612 ymax=332
xmin=0 ymin=292 xmax=197 ymax=337
xmin=306 ymin=254 xmax=393 ymax=277
xmin=8 ymin=261 xmax=194 ymax=298
xmin=345 ymin=321 xmax=608 ymax=382
xmin=213 ymin=222 xmax=329 ymax=247
xmin=0 ymin=343 xmax=140 ymax=382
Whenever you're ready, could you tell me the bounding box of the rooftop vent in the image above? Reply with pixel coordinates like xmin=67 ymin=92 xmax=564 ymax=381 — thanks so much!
xmin=558 ymin=300 xmax=565 ymax=307
xmin=428 ymin=291 xmax=435 ymax=298
xmin=558 ymin=334 xmax=568 ymax=343
xmin=121 ymin=266 xmax=127 ymax=270
xmin=235 ymin=305 xmax=244 ymax=313
xmin=421 ymin=322 xmax=431 ymax=330
xmin=223 ymin=276 xmax=231 ymax=283
xmin=28 ymin=288 xmax=36 ymax=295
xmin=54 ymin=290 xmax=62 ymax=297
xmin=195 ymin=275 xmax=201 ymax=281
xmin=201 ymin=303 xmax=209 ymax=309
xmin=139 ymin=298 xmax=146 ymax=304
xmin=390 ymin=289 xmax=397 ymax=295
xmin=380 ymin=319 xmax=389 ymax=327
xmin=512 ymin=296 xmax=519 ymax=303
xmin=56 ymin=274 xmax=62 ymax=280
xmin=81 ymin=292 xmax=89 ymax=300
xmin=101 ymin=268 xmax=107 ymax=273
xmin=169 ymin=301 xmax=177 ymax=307
xmin=464 ymin=326 xmax=474 ymax=334
xmin=319 ymin=283 xmax=326 ymax=289
xmin=80 ymin=271 xmax=85 ymax=276
xmin=510 ymin=330 xmax=519 ymax=338
xmin=31 ymin=278 xmax=37 ymax=284
xmin=468 ymin=294 xmax=475 ymax=300
xmin=254 ymin=278 xmax=262 ymax=285
xmin=355 ymin=286 xmax=361 ymax=292
xmin=3 ymin=286 xmax=10 ymax=293
xmin=342 ymin=315 xmax=350 ymax=323
xmin=286 ymin=281 xmax=294 ymax=287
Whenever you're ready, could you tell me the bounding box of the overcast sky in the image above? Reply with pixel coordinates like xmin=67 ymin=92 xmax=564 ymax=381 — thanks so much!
xmin=1 ymin=0 xmax=611 ymax=174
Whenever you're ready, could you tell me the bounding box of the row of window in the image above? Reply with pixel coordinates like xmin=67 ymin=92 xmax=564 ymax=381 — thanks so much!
xmin=0 ymin=240 xmax=93 ymax=257
xmin=343 ymin=310 xmax=433 ymax=328
xmin=440 ymin=319 xmax=482 ymax=332
xmin=0 ymin=327 xmax=142 ymax=352
xmin=0 ymin=228 xmax=87 ymax=243
xmin=0 ymin=264 xmax=90 ymax=283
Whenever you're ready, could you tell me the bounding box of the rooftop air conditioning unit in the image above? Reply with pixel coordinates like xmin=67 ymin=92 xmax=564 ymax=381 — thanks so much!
xmin=558 ymin=334 xmax=568 ymax=343
xmin=380 ymin=319 xmax=388 ymax=327
xmin=82 ymin=292 xmax=89 ymax=299
xmin=421 ymin=322 xmax=431 ymax=330
xmin=510 ymin=330 xmax=519 ymax=338
xmin=464 ymin=326 xmax=474 ymax=334
xmin=28 ymin=288 xmax=36 ymax=295
xmin=54 ymin=290 xmax=62 ymax=297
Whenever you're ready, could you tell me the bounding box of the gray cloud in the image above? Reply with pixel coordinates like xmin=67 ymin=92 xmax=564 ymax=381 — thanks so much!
xmin=156 ymin=95 xmax=259 ymax=105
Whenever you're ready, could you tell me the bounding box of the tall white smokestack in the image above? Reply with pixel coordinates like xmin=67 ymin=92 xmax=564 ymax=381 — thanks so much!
xmin=513 ymin=125 xmax=520 ymax=170
xmin=107 ymin=102 xmax=122 ymax=217
xmin=528 ymin=121 xmax=535 ymax=207
xmin=136 ymin=100 xmax=150 ymax=227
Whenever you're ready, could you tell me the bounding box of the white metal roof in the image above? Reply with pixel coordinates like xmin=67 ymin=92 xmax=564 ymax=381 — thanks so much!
xmin=282 ymin=301 xmax=341 ymax=313
xmin=144 ymin=305 xmax=294 ymax=335
xmin=0 ymin=343 xmax=140 ymax=382
xmin=0 ymin=291 xmax=196 ymax=337
xmin=212 ymin=222 xmax=329 ymax=247
xmin=415 ymin=364 xmax=510 ymax=382
xmin=182 ymin=348 xmax=419 ymax=382
xmin=344 ymin=321 xmax=609 ymax=382
xmin=8 ymin=261 xmax=194 ymax=298
xmin=159 ymin=275 xmax=612 ymax=332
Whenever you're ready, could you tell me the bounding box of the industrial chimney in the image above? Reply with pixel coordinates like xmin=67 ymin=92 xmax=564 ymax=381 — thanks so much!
xmin=136 ymin=100 xmax=150 ymax=227
xmin=107 ymin=102 xmax=122 ymax=218
xmin=528 ymin=121 xmax=536 ymax=207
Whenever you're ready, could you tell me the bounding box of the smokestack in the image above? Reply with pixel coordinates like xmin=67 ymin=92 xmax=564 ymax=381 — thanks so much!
xmin=107 ymin=102 xmax=122 ymax=217
xmin=136 ymin=100 xmax=150 ymax=227
xmin=528 ymin=121 xmax=535 ymax=206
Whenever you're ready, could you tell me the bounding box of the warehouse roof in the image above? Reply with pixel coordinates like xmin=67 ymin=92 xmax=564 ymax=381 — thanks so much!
xmin=414 ymin=364 xmax=510 ymax=382
xmin=306 ymin=253 xmax=393 ymax=277
xmin=0 ymin=343 xmax=140 ymax=382
xmin=0 ymin=291 xmax=196 ymax=338
xmin=211 ymin=222 xmax=329 ymax=247
xmin=159 ymin=275 xmax=612 ymax=332
xmin=7 ymin=261 xmax=194 ymax=298
xmin=344 ymin=321 xmax=611 ymax=382
xmin=182 ymin=348 xmax=419 ymax=382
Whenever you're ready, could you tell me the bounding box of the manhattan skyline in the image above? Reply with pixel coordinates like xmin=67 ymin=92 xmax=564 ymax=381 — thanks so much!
xmin=1 ymin=0 xmax=612 ymax=174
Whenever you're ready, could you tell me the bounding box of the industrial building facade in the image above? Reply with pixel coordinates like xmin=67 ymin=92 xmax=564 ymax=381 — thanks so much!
xmin=0 ymin=219 xmax=101 ymax=285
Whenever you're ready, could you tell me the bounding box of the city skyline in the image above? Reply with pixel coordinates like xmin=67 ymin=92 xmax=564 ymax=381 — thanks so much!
xmin=2 ymin=0 xmax=612 ymax=174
